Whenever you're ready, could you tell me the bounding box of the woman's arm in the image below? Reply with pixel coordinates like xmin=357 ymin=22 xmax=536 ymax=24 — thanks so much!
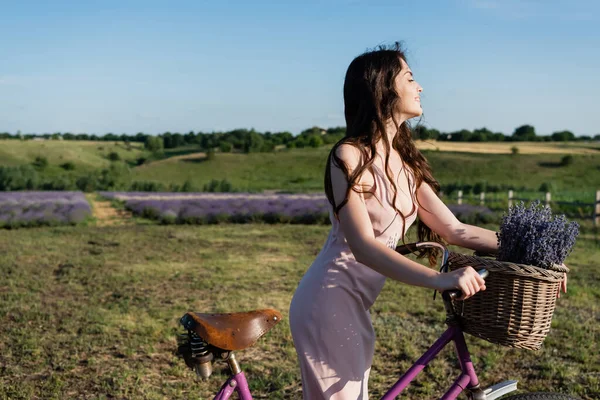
xmin=416 ymin=183 xmax=498 ymax=254
xmin=416 ymin=184 xmax=567 ymax=297
xmin=330 ymin=145 xmax=485 ymax=297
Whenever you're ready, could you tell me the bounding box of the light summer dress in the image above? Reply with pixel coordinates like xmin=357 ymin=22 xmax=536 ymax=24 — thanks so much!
xmin=289 ymin=163 xmax=418 ymax=400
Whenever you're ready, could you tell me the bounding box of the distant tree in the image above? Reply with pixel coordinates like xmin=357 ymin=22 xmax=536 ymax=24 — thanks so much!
xmin=144 ymin=136 xmax=164 ymax=153
xmin=293 ymin=137 xmax=307 ymax=148
xmin=243 ymin=131 xmax=264 ymax=153
xmin=449 ymin=129 xmax=472 ymax=142
xmin=163 ymin=132 xmax=174 ymax=149
xmin=427 ymin=128 xmax=440 ymax=140
xmin=323 ymin=132 xmax=344 ymax=144
xmin=104 ymin=133 xmax=119 ymax=141
xmin=412 ymin=125 xmax=429 ymax=140
xmin=184 ymin=131 xmax=196 ymax=144
xmin=171 ymin=133 xmax=185 ymax=147
xmin=299 ymin=126 xmax=325 ymax=138
xmin=326 ymin=126 xmax=346 ymax=136
xmin=273 ymin=131 xmax=294 ymax=145
xmin=489 ymin=132 xmax=506 ymax=142
xmin=219 ymin=141 xmax=233 ymax=153
xmin=471 ymin=127 xmax=492 ymax=142
xmin=308 ymin=135 xmax=324 ymax=148
xmin=135 ymin=132 xmax=148 ymax=143
xmin=551 ymin=130 xmax=575 ymax=141
xmin=512 ymin=125 xmax=536 ymax=141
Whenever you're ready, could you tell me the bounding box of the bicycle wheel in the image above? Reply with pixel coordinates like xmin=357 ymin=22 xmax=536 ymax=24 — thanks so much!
xmin=502 ymin=392 xmax=580 ymax=400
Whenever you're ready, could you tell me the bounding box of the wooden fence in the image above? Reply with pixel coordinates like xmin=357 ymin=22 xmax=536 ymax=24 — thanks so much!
xmin=450 ymin=189 xmax=600 ymax=225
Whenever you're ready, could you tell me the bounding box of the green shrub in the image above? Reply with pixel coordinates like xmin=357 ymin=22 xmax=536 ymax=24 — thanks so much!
xmin=60 ymin=161 xmax=76 ymax=171
xmin=203 ymin=179 xmax=233 ymax=192
xmin=108 ymin=152 xmax=121 ymax=161
xmin=206 ymin=149 xmax=216 ymax=160
xmin=129 ymin=181 xmax=167 ymax=192
xmin=473 ymin=181 xmax=487 ymax=194
xmin=41 ymin=176 xmax=76 ymax=190
xmin=219 ymin=141 xmax=233 ymax=153
xmin=308 ymin=135 xmax=324 ymax=148
xmin=561 ymin=155 xmax=574 ymax=166
xmin=32 ymin=156 xmax=49 ymax=169
xmin=76 ymin=174 xmax=99 ymax=192
xmin=511 ymin=146 xmax=519 ymax=155
xmin=0 ymin=165 xmax=39 ymax=190
xmin=539 ymin=182 xmax=555 ymax=192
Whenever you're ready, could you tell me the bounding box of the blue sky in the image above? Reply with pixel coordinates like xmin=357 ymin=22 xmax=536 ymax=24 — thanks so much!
xmin=1 ymin=0 xmax=599 ymax=136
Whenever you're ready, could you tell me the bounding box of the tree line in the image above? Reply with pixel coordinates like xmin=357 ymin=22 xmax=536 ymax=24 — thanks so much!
xmin=1 ymin=125 xmax=598 ymax=154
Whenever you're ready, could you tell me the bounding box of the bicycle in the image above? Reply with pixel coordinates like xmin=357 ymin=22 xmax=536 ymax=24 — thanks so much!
xmin=176 ymin=242 xmax=579 ymax=399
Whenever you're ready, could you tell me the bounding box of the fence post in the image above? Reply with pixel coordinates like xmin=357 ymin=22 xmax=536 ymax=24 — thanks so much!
xmin=545 ymin=192 xmax=551 ymax=207
xmin=508 ymin=190 xmax=513 ymax=208
xmin=595 ymin=190 xmax=600 ymax=226
xmin=480 ymin=192 xmax=485 ymax=206
xmin=457 ymin=190 xmax=463 ymax=205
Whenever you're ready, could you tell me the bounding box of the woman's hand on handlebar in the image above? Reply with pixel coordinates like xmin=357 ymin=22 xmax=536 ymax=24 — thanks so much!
xmin=434 ymin=266 xmax=486 ymax=300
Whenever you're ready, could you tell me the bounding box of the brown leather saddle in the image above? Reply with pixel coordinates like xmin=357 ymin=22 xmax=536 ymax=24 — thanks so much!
xmin=180 ymin=309 xmax=282 ymax=351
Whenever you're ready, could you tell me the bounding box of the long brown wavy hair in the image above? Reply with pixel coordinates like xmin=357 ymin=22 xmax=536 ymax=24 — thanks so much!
xmin=324 ymin=42 xmax=443 ymax=266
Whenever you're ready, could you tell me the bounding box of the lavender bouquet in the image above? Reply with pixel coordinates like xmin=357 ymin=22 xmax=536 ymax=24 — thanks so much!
xmin=496 ymin=201 xmax=579 ymax=269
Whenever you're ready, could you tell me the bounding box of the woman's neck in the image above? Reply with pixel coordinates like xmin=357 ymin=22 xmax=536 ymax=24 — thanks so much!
xmin=383 ymin=115 xmax=407 ymax=144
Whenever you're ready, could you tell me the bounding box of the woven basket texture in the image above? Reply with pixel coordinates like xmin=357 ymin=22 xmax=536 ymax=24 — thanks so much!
xmin=447 ymin=252 xmax=568 ymax=351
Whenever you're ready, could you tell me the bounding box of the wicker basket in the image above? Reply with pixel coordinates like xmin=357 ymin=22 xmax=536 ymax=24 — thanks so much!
xmin=447 ymin=252 xmax=569 ymax=351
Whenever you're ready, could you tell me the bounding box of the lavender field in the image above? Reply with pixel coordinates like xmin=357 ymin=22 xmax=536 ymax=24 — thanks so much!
xmin=0 ymin=191 xmax=92 ymax=228
xmin=99 ymin=192 xmax=332 ymax=224
xmin=99 ymin=191 xmax=499 ymax=225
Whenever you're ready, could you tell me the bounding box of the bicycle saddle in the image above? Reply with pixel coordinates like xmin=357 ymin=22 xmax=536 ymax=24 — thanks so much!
xmin=180 ymin=309 xmax=282 ymax=351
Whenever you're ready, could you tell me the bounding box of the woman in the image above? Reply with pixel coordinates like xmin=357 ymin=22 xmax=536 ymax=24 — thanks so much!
xmin=289 ymin=42 xmax=498 ymax=400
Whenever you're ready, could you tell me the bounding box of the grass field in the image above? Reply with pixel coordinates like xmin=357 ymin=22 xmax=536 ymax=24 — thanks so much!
xmin=1 ymin=223 xmax=597 ymax=399
xmin=132 ymin=147 xmax=600 ymax=195
xmin=0 ymin=140 xmax=147 ymax=167
xmin=1 ymin=140 xmax=598 ymax=196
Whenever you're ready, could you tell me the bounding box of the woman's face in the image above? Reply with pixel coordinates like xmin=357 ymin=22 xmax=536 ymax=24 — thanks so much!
xmin=394 ymin=58 xmax=423 ymax=120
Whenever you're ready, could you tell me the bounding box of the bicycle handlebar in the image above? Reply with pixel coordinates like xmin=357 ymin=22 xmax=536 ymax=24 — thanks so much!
xmin=394 ymin=241 xmax=489 ymax=301
xmin=446 ymin=269 xmax=489 ymax=300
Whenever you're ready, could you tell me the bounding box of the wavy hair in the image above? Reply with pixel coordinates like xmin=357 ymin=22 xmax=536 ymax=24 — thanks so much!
xmin=324 ymin=42 xmax=443 ymax=266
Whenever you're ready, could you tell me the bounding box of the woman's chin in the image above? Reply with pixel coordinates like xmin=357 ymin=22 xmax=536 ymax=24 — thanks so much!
xmin=400 ymin=108 xmax=423 ymax=120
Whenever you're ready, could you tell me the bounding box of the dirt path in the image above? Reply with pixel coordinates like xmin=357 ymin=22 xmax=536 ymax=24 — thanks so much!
xmin=87 ymin=195 xmax=133 ymax=227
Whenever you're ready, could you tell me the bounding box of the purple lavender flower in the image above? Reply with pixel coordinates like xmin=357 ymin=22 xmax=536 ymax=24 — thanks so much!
xmin=496 ymin=201 xmax=579 ymax=269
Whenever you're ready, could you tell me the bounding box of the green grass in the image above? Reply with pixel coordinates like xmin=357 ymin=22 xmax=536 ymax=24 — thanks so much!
xmin=0 ymin=223 xmax=597 ymax=399
xmin=0 ymin=139 xmax=148 ymax=176
xmin=131 ymin=147 xmax=600 ymax=195
xmin=1 ymin=141 xmax=598 ymax=196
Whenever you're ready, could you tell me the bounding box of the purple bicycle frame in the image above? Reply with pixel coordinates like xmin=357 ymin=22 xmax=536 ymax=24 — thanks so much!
xmin=381 ymin=324 xmax=480 ymax=399
xmin=213 ymin=371 xmax=253 ymax=400
xmin=213 ymin=324 xmax=478 ymax=400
